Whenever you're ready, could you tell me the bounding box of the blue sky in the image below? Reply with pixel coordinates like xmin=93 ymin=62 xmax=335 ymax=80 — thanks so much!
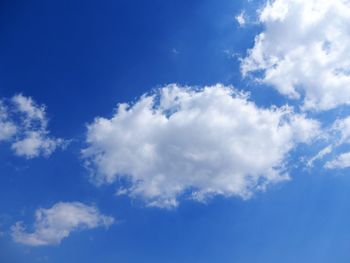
xmin=2 ymin=0 xmax=350 ymax=262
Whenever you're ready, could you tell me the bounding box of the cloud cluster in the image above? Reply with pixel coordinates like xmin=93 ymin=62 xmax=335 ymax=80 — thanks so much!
xmin=0 ymin=94 xmax=64 ymax=158
xmin=11 ymin=202 xmax=114 ymax=246
xmin=82 ymin=84 xmax=319 ymax=207
xmin=242 ymin=0 xmax=350 ymax=111
xmin=6 ymin=0 xmax=350 ymax=249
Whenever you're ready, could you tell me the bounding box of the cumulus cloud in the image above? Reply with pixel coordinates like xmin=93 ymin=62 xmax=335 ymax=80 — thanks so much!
xmin=241 ymin=0 xmax=350 ymax=111
xmin=82 ymin=84 xmax=319 ymax=208
xmin=0 ymin=94 xmax=64 ymax=158
xmin=11 ymin=202 xmax=114 ymax=246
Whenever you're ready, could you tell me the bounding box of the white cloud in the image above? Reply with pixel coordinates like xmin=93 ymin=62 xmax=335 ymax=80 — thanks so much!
xmin=12 ymin=94 xmax=46 ymax=125
xmin=307 ymin=145 xmax=333 ymax=167
xmin=241 ymin=0 xmax=350 ymax=111
xmin=312 ymin=116 xmax=350 ymax=169
xmin=325 ymin=152 xmax=350 ymax=169
xmin=331 ymin=116 xmax=350 ymax=144
xmin=11 ymin=131 xmax=62 ymax=158
xmin=11 ymin=202 xmax=114 ymax=246
xmin=0 ymin=102 xmax=17 ymax=141
xmin=304 ymin=115 xmax=350 ymax=168
xmin=0 ymin=94 xmax=64 ymax=158
xmin=235 ymin=11 xmax=246 ymax=27
xmin=82 ymin=84 xmax=319 ymax=208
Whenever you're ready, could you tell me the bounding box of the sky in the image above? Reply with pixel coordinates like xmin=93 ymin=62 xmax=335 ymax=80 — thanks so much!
xmin=2 ymin=0 xmax=350 ymax=262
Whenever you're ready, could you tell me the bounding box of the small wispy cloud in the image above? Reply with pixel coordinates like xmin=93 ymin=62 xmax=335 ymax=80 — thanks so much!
xmin=11 ymin=202 xmax=114 ymax=246
xmin=0 ymin=94 xmax=65 ymax=159
xmin=235 ymin=11 xmax=246 ymax=27
xmin=171 ymin=48 xmax=179 ymax=55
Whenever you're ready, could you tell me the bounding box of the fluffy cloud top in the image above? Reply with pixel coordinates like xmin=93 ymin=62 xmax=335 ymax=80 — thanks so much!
xmin=242 ymin=0 xmax=350 ymax=111
xmin=82 ymin=84 xmax=319 ymax=208
xmin=11 ymin=202 xmax=114 ymax=246
xmin=0 ymin=94 xmax=64 ymax=158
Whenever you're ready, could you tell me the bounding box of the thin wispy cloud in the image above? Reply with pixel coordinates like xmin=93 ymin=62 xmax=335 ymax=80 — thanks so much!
xmin=11 ymin=202 xmax=114 ymax=246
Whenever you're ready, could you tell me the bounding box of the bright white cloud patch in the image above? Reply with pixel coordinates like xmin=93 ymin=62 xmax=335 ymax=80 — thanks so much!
xmin=242 ymin=0 xmax=350 ymax=111
xmin=325 ymin=152 xmax=350 ymax=169
xmin=236 ymin=11 xmax=246 ymax=27
xmin=11 ymin=202 xmax=114 ymax=246
xmin=82 ymin=84 xmax=319 ymax=208
xmin=12 ymin=94 xmax=47 ymax=124
xmin=0 ymin=94 xmax=64 ymax=158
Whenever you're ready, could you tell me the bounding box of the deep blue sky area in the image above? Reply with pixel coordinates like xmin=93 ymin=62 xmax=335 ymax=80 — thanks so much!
xmin=0 ymin=0 xmax=259 ymax=134
xmin=1 ymin=0 xmax=350 ymax=263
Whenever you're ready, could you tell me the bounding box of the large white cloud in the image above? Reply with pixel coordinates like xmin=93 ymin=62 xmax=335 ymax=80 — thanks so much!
xmin=241 ymin=0 xmax=350 ymax=111
xmin=11 ymin=202 xmax=114 ymax=246
xmin=0 ymin=94 xmax=64 ymax=158
xmin=82 ymin=84 xmax=319 ymax=208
